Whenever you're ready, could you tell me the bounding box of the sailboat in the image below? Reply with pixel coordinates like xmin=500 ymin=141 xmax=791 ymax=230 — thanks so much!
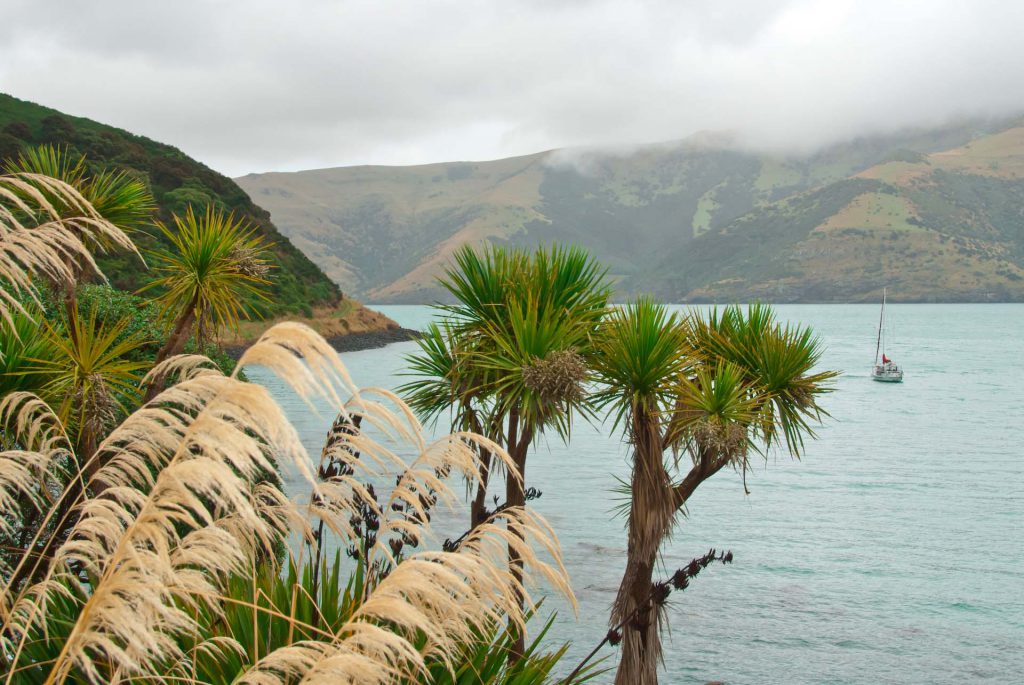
xmin=872 ymin=288 xmax=903 ymax=383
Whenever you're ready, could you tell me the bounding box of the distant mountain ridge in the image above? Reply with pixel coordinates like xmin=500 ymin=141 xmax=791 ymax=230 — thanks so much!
xmin=238 ymin=118 xmax=1024 ymax=303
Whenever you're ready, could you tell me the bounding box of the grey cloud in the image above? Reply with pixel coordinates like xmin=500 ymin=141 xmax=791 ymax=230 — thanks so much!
xmin=1 ymin=0 xmax=1022 ymax=176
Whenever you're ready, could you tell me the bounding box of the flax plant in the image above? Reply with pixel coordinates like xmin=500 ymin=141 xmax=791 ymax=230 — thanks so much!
xmin=592 ymin=299 xmax=837 ymax=685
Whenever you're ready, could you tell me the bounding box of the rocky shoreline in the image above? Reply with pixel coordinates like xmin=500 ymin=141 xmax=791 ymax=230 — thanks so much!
xmin=225 ymin=326 xmax=419 ymax=359
xmin=325 ymin=327 xmax=421 ymax=352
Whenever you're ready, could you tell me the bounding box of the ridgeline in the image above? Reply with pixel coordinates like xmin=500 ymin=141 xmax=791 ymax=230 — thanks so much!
xmin=238 ymin=118 xmax=1024 ymax=303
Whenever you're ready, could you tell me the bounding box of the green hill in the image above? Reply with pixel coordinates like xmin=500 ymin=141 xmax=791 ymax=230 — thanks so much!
xmin=642 ymin=127 xmax=1024 ymax=302
xmin=237 ymin=117 xmax=1024 ymax=303
xmin=0 ymin=93 xmax=340 ymax=315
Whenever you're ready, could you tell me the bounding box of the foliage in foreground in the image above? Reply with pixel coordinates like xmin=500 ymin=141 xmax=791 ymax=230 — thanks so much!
xmin=2 ymin=164 xmax=838 ymax=684
xmin=1 ymin=323 xmax=579 ymax=684
xmin=1 ymin=171 xmax=585 ymax=684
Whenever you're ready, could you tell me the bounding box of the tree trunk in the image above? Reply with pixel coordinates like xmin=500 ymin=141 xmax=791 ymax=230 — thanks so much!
xmin=143 ymin=305 xmax=197 ymax=403
xmin=613 ymin=409 xmax=676 ymax=685
xmin=77 ymin=417 xmax=102 ymax=493
xmin=615 ymin=548 xmax=660 ymax=685
xmin=470 ymin=446 xmax=492 ymax=529
xmin=62 ymin=281 xmax=79 ymax=345
xmin=503 ymin=407 xmax=534 ymax=663
xmin=470 ymin=412 xmax=503 ymax=529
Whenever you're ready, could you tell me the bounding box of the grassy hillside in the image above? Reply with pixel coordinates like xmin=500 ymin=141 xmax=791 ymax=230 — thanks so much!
xmin=237 ymin=117 xmax=1023 ymax=302
xmin=238 ymin=152 xmax=550 ymax=301
xmin=0 ymin=93 xmax=340 ymax=316
xmin=643 ymin=128 xmax=1024 ymax=302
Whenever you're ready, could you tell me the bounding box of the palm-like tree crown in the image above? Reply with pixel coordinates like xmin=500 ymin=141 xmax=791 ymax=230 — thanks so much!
xmin=5 ymin=144 xmax=155 ymax=238
xmin=593 ymin=300 xmax=837 ymax=685
xmin=146 ymin=205 xmax=272 ymax=343
xmin=590 ymin=297 xmax=689 ymax=431
xmin=419 ymin=243 xmax=611 ymax=438
xmin=33 ymin=303 xmax=150 ymax=450
xmin=676 ymin=303 xmax=837 ymax=462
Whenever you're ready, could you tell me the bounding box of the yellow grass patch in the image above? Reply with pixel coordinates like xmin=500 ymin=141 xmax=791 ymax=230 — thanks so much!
xmin=814 ymin=191 xmax=923 ymax=233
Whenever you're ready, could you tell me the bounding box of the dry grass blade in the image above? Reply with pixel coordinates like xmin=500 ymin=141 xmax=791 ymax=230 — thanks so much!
xmin=0 ymin=173 xmax=141 ymax=333
xmin=0 ymin=370 xmax=319 ymax=684
xmin=367 ymin=431 xmax=518 ymax=569
xmin=0 ymin=393 xmax=72 ymax=606
xmin=236 ymin=321 xmax=357 ymax=410
xmin=0 ymin=391 xmax=72 ymax=454
xmin=1 ymin=322 xmax=575 ymax=684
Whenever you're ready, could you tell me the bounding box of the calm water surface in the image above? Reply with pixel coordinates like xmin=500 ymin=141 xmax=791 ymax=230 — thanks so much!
xmin=249 ymin=304 xmax=1024 ymax=684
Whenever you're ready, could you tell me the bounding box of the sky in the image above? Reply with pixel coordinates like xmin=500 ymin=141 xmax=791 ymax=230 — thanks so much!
xmin=2 ymin=0 xmax=1024 ymax=177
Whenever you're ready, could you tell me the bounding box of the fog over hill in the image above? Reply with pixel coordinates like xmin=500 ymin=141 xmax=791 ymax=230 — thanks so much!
xmin=5 ymin=1 xmax=1024 ymax=176
xmin=237 ymin=117 xmax=1024 ymax=303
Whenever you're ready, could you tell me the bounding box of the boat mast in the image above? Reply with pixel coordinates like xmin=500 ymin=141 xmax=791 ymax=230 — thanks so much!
xmin=874 ymin=287 xmax=885 ymax=365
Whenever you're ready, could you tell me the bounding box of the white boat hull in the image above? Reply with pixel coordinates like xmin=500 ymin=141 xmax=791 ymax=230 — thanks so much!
xmin=872 ymin=364 xmax=903 ymax=383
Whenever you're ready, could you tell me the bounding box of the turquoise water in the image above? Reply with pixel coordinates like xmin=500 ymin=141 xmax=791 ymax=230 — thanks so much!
xmin=250 ymin=304 xmax=1024 ymax=684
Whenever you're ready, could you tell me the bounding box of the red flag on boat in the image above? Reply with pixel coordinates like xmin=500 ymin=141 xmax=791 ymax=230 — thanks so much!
xmin=882 ymin=354 xmax=891 ymax=364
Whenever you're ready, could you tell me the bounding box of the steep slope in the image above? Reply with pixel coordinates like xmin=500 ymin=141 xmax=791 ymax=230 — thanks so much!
xmin=644 ymin=127 xmax=1024 ymax=302
xmin=0 ymin=93 xmax=339 ymax=315
xmin=238 ymin=118 xmax=1019 ymax=302
xmin=240 ymin=151 xmax=549 ymax=302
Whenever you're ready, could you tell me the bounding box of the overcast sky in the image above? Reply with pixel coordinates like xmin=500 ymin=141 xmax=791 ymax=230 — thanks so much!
xmin=2 ymin=0 xmax=1023 ymax=177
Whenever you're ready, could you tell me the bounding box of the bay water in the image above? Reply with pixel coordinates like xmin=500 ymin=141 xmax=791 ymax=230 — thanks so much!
xmin=249 ymin=304 xmax=1024 ymax=684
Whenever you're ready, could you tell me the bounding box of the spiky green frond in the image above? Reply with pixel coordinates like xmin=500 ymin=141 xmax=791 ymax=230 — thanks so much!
xmin=27 ymin=302 xmax=150 ymax=448
xmin=5 ymin=144 xmax=155 ymax=231
xmin=406 ymin=242 xmax=611 ymax=441
xmin=683 ymin=304 xmax=837 ymax=457
xmin=590 ymin=297 xmax=688 ymax=432
xmin=399 ymin=321 xmax=488 ymax=430
xmin=144 ymin=205 xmax=272 ymax=338
xmin=0 ymin=305 xmax=60 ymax=397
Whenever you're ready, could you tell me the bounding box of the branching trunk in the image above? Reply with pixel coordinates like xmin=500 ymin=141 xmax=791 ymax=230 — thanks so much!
xmin=613 ymin=431 xmax=730 ymax=684
xmin=143 ymin=303 xmax=197 ymax=403
xmin=467 ymin=408 xmax=498 ymax=530
xmin=674 ymin=446 xmax=728 ymax=506
xmin=613 ymin=407 xmax=676 ymax=685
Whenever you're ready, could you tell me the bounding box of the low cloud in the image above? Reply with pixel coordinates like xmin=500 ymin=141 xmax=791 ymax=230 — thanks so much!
xmin=2 ymin=0 xmax=1022 ymax=176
